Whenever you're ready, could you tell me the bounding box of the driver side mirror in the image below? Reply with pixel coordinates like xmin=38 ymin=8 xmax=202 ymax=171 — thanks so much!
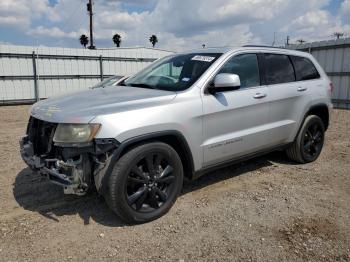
xmin=207 ymin=73 xmax=241 ymax=94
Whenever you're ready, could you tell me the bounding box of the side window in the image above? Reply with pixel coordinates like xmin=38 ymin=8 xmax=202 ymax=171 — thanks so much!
xmin=264 ymin=54 xmax=295 ymax=85
xmin=218 ymin=53 xmax=260 ymax=88
xmin=290 ymin=56 xmax=320 ymax=81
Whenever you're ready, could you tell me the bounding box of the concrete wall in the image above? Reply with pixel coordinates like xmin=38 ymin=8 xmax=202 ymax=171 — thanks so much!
xmin=0 ymin=44 xmax=173 ymax=104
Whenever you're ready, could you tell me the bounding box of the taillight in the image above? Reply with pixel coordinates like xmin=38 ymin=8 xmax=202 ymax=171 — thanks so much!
xmin=329 ymin=83 xmax=334 ymax=93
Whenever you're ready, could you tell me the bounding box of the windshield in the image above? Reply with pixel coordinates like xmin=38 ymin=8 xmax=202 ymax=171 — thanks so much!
xmin=124 ymin=53 xmax=222 ymax=91
xmin=92 ymin=75 xmax=122 ymax=89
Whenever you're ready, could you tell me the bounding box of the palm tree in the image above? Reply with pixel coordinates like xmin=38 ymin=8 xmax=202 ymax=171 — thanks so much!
xmin=149 ymin=35 xmax=158 ymax=48
xmin=112 ymin=33 xmax=122 ymax=47
xmin=79 ymin=34 xmax=89 ymax=48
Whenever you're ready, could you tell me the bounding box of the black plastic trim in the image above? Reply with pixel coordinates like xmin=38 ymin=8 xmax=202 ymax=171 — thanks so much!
xmin=53 ymin=138 xmax=120 ymax=159
xmin=94 ymin=138 xmax=120 ymax=155
xmin=208 ymin=85 xmax=240 ymax=94
xmin=115 ymin=131 xmax=194 ymax=171
xmin=304 ymin=103 xmax=330 ymax=130
xmin=257 ymin=53 xmax=267 ymax=86
xmin=97 ymin=130 xmax=195 ymax=194
xmin=291 ymin=103 xmax=330 ymax=144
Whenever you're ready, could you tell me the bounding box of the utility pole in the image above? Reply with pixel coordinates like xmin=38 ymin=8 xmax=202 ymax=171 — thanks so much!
xmin=87 ymin=0 xmax=95 ymax=49
xmin=297 ymin=39 xmax=306 ymax=45
xmin=333 ymin=32 xmax=344 ymax=39
xmin=271 ymin=32 xmax=276 ymax=46
xmin=286 ymin=36 xmax=290 ymax=46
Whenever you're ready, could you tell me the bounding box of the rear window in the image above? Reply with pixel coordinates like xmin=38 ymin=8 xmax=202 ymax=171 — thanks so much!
xmin=290 ymin=56 xmax=320 ymax=81
xmin=264 ymin=54 xmax=295 ymax=85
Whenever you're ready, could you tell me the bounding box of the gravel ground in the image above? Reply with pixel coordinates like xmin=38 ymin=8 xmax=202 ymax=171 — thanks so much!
xmin=0 ymin=105 xmax=349 ymax=262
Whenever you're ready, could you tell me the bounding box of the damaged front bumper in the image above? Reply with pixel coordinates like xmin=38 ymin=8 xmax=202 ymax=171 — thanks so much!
xmin=20 ymin=135 xmax=120 ymax=195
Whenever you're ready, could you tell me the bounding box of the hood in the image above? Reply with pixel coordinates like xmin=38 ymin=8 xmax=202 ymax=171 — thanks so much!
xmin=30 ymin=86 xmax=176 ymax=123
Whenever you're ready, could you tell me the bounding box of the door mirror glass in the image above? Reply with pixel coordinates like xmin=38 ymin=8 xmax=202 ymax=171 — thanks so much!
xmin=208 ymin=73 xmax=241 ymax=94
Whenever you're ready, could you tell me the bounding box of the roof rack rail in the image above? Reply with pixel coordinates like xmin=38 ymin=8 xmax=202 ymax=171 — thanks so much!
xmin=242 ymin=45 xmax=286 ymax=49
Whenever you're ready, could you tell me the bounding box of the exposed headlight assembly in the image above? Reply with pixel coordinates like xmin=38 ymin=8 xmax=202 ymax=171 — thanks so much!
xmin=53 ymin=123 xmax=101 ymax=143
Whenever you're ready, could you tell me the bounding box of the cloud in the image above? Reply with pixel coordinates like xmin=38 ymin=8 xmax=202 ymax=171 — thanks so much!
xmin=289 ymin=10 xmax=332 ymax=33
xmin=340 ymin=0 xmax=350 ymax=24
xmin=1 ymin=0 xmax=349 ymax=49
xmin=104 ymin=0 xmax=155 ymax=4
xmin=27 ymin=26 xmax=79 ymax=38
xmin=341 ymin=0 xmax=350 ymax=12
xmin=96 ymin=11 xmax=147 ymax=31
xmin=280 ymin=3 xmax=350 ymax=42
xmin=0 ymin=0 xmax=60 ymax=29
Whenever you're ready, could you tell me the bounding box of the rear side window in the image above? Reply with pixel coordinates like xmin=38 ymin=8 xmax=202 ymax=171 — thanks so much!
xmin=264 ymin=54 xmax=295 ymax=85
xmin=290 ymin=56 xmax=320 ymax=81
xmin=218 ymin=53 xmax=260 ymax=88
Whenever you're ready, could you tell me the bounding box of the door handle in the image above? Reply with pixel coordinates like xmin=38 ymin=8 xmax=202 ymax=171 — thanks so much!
xmin=253 ymin=93 xmax=267 ymax=99
xmin=297 ymin=86 xmax=307 ymax=92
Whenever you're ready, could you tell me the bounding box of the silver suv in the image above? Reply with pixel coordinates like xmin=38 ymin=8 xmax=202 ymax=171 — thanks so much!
xmin=20 ymin=46 xmax=332 ymax=223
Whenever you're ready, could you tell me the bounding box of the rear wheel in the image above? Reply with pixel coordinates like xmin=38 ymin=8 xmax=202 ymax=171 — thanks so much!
xmin=105 ymin=142 xmax=183 ymax=224
xmin=286 ymin=115 xmax=325 ymax=163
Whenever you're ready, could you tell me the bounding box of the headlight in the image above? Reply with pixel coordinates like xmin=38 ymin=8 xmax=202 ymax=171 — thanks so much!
xmin=53 ymin=123 xmax=101 ymax=143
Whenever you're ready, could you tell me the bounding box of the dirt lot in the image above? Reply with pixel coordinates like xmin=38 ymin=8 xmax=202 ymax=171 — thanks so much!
xmin=0 ymin=105 xmax=349 ymax=262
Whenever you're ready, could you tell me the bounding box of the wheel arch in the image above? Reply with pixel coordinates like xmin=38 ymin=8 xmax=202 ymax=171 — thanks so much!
xmin=291 ymin=103 xmax=329 ymax=145
xmin=305 ymin=103 xmax=330 ymax=130
xmin=114 ymin=131 xmax=195 ymax=180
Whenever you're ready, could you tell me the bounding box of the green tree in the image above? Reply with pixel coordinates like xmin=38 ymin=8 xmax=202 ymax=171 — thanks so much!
xmin=149 ymin=34 xmax=158 ymax=48
xmin=79 ymin=34 xmax=89 ymax=48
xmin=112 ymin=33 xmax=122 ymax=47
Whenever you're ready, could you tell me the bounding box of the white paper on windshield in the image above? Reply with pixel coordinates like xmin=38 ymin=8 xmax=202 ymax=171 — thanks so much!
xmin=191 ymin=55 xmax=215 ymax=62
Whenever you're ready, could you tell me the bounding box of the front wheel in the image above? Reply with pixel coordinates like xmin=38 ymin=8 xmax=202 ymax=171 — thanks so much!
xmin=286 ymin=115 xmax=325 ymax=163
xmin=105 ymin=142 xmax=183 ymax=224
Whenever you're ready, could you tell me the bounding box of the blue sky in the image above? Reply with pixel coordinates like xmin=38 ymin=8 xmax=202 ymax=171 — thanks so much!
xmin=326 ymin=0 xmax=343 ymax=13
xmin=0 ymin=0 xmax=349 ymax=51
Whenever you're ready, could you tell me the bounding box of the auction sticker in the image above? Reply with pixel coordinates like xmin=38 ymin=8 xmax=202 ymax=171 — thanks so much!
xmin=191 ymin=55 xmax=215 ymax=62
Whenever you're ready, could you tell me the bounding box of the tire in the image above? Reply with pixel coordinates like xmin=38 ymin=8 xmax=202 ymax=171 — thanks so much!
xmin=286 ymin=115 xmax=325 ymax=163
xmin=105 ymin=142 xmax=183 ymax=224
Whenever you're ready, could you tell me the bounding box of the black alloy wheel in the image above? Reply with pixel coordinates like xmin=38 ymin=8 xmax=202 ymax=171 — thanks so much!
xmin=126 ymin=153 xmax=176 ymax=212
xmin=302 ymin=122 xmax=324 ymax=161
xmin=286 ymin=115 xmax=325 ymax=163
xmin=106 ymin=142 xmax=183 ymax=223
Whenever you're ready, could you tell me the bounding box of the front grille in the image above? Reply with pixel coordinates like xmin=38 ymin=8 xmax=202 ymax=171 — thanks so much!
xmin=27 ymin=117 xmax=57 ymax=156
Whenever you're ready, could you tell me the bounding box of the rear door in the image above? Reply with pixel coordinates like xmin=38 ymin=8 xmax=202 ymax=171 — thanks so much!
xmin=263 ymin=53 xmax=315 ymax=145
xmin=201 ymin=53 xmax=270 ymax=166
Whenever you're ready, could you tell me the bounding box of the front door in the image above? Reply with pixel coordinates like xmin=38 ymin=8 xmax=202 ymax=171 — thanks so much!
xmin=201 ymin=53 xmax=270 ymax=167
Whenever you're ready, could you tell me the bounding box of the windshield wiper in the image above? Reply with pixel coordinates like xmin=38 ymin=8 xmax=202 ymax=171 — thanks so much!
xmin=128 ymin=83 xmax=157 ymax=90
